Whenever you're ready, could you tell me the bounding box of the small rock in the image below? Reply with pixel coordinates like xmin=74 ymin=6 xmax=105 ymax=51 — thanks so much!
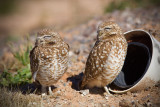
xmin=105 ymin=96 xmax=109 ymax=100
xmin=63 ymin=83 xmax=66 ymax=86
xmin=74 ymin=49 xmax=80 ymax=55
xmin=79 ymin=89 xmax=89 ymax=96
xmin=32 ymin=102 xmax=37 ymax=105
xmin=41 ymin=93 xmax=47 ymax=98
xmin=69 ymin=51 xmax=74 ymax=56
xmin=144 ymin=87 xmax=150 ymax=91
xmin=102 ymin=104 xmax=106 ymax=107
xmin=127 ymin=91 xmax=131 ymax=95
xmin=147 ymin=101 xmax=152 ymax=107
xmin=133 ymin=93 xmax=137 ymax=97
xmin=104 ymin=94 xmax=113 ymax=101
xmin=119 ymin=99 xmax=132 ymax=107
xmin=56 ymin=90 xmax=61 ymax=94
xmin=59 ymin=80 xmax=64 ymax=83
xmin=143 ymin=101 xmax=152 ymax=107
xmin=41 ymin=93 xmax=48 ymax=100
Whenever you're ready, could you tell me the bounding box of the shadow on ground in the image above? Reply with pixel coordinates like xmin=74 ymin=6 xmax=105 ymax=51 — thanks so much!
xmin=67 ymin=72 xmax=83 ymax=91
xmin=5 ymin=82 xmax=57 ymax=95
xmin=67 ymin=72 xmax=104 ymax=95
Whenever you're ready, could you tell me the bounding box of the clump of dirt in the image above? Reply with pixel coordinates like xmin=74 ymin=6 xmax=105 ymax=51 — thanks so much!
xmin=1 ymin=7 xmax=160 ymax=107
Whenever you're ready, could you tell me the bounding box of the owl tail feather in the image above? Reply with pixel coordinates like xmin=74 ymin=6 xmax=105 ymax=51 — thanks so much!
xmin=32 ymin=70 xmax=38 ymax=82
xmin=79 ymin=80 xmax=87 ymax=90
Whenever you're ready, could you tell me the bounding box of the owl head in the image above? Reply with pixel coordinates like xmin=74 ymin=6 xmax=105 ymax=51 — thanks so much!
xmin=97 ymin=21 xmax=122 ymax=40
xmin=35 ymin=29 xmax=62 ymax=47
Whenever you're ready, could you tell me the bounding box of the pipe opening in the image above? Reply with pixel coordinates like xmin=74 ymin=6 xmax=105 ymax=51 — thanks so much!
xmin=109 ymin=30 xmax=152 ymax=91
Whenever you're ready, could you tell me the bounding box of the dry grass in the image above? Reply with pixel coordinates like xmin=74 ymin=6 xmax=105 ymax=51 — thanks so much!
xmin=0 ymin=87 xmax=43 ymax=107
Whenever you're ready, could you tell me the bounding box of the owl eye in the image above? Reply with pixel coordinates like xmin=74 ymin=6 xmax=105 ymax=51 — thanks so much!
xmin=48 ymin=41 xmax=55 ymax=45
xmin=104 ymin=27 xmax=111 ymax=31
xmin=44 ymin=35 xmax=51 ymax=39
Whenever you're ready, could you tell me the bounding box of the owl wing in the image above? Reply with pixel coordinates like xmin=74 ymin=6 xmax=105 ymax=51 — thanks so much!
xmin=65 ymin=42 xmax=70 ymax=51
xmin=81 ymin=41 xmax=112 ymax=88
xmin=30 ymin=47 xmax=40 ymax=81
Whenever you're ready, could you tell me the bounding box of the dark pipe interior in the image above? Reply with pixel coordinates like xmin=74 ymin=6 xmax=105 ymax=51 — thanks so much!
xmin=109 ymin=31 xmax=152 ymax=90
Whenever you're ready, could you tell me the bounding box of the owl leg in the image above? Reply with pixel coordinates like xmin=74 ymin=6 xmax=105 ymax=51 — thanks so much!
xmin=32 ymin=70 xmax=38 ymax=82
xmin=104 ymin=86 xmax=111 ymax=94
xmin=48 ymin=86 xmax=53 ymax=95
xmin=41 ymin=85 xmax=47 ymax=96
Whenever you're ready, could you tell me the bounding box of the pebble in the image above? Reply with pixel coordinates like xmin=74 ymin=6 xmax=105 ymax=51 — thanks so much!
xmin=63 ymin=83 xmax=66 ymax=86
xmin=146 ymin=101 xmax=152 ymax=107
xmin=79 ymin=89 xmax=89 ymax=96
xmin=69 ymin=51 xmax=74 ymax=56
xmin=133 ymin=93 xmax=137 ymax=97
xmin=119 ymin=99 xmax=133 ymax=107
xmin=74 ymin=49 xmax=80 ymax=55
xmin=56 ymin=90 xmax=61 ymax=94
xmin=127 ymin=91 xmax=131 ymax=95
xmin=105 ymin=96 xmax=109 ymax=100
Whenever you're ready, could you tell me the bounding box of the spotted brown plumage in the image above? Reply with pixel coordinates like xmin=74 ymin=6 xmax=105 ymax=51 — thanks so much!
xmin=30 ymin=29 xmax=69 ymax=94
xmin=80 ymin=21 xmax=128 ymax=93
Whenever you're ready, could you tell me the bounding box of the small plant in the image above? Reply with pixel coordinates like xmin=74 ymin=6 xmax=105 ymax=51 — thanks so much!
xmin=0 ymin=0 xmax=18 ymax=16
xmin=105 ymin=1 xmax=130 ymax=13
xmin=0 ymin=38 xmax=32 ymax=87
xmin=104 ymin=0 xmax=160 ymax=13
xmin=13 ymin=43 xmax=32 ymax=66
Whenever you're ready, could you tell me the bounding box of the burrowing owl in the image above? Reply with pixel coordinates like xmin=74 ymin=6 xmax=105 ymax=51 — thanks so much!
xmin=80 ymin=21 xmax=127 ymax=93
xmin=30 ymin=29 xmax=69 ymax=94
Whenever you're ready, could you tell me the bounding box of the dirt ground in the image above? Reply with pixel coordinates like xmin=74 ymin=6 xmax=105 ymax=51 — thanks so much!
xmin=1 ymin=7 xmax=160 ymax=107
xmin=40 ymin=7 xmax=160 ymax=107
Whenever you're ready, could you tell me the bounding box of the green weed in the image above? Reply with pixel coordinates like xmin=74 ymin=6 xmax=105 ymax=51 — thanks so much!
xmin=0 ymin=0 xmax=18 ymax=16
xmin=0 ymin=39 xmax=32 ymax=87
xmin=105 ymin=0 xmax=160 ymax=13
xmin=13 ymin=44 xmax=32 ymax=66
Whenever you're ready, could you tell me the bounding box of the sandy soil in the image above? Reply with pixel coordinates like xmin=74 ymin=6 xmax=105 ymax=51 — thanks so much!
xmin=39 ymin=7 xmax=160 ymax=107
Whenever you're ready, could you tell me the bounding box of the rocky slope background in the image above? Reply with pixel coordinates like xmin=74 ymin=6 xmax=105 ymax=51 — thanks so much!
xmin=0 ymin=1 xmax=160 ymax=107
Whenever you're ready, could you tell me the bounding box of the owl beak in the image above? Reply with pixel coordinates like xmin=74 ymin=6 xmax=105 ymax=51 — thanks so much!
xmin=35 ymin=38 xmax=44 ymax=46
xmin=98 ymin=30 xmax=103 ymax=36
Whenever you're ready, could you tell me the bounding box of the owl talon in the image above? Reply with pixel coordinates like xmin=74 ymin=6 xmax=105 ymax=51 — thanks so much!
xmin=48 ymin=86 xmax=53 ymax=95
xmin=32 ymin=70 xmax=38 ymax=82
xmin=41 ymin=93 xmax=46 ymax=97
xmin=104 ymin=86 xmax=111 ymax=95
